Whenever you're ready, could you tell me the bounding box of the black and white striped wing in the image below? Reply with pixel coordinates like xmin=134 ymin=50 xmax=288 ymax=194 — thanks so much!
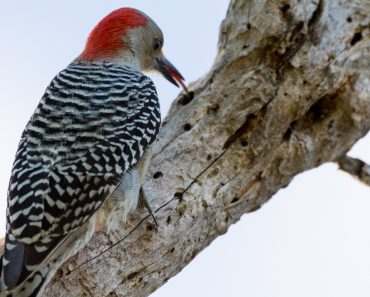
xmin=2 ymin=62 xmax=161 ymax=289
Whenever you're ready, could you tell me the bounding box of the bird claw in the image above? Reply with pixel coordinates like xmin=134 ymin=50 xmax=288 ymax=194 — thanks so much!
xmin=139 ymin=187 xmax=158 ymax=227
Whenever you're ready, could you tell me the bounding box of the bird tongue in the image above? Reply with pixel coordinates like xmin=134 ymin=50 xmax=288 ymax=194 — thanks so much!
xmin=163 ymin=65 xmax=189 ymax=95
xmin=156 ymin=56 xmax=189 ymax=96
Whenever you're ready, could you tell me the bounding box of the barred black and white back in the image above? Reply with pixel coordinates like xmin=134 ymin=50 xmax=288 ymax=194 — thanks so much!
xmin=0 ymin=61 xmax=161 ymax=297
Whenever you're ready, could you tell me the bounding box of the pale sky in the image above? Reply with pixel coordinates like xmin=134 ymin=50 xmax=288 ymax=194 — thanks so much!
xmin=1 ymin=2 xmax=370 ymax=297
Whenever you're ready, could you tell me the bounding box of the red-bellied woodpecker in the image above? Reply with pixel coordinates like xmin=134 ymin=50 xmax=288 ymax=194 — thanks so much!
xmin=0 ymin=7 xmax=187 ymax=297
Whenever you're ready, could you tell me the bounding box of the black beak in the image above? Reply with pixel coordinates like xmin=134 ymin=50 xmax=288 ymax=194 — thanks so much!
xmin=156 ymin=56 xmax=189 ymax=95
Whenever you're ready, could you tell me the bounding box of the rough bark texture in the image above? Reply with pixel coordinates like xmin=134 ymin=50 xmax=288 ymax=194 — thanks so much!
xmin=2 ymin=0 xmax=370 ymax=296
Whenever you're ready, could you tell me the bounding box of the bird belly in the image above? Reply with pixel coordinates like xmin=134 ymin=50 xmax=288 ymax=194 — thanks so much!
xmin=95 ymin=147 xmax=153 ymax=231
xmin=98 ymin=168 xmax=141 ymax=231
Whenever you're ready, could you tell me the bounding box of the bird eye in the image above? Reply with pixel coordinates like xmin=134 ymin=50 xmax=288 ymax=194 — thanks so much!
xmin=154 ymin=39 xmax=162 ymax=51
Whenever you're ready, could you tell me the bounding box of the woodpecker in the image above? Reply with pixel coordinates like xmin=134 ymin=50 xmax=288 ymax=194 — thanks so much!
xmin=0 ymin=8 xmax=187 ymax=297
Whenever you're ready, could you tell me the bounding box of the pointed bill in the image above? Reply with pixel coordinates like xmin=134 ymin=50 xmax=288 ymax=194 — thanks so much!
xmin=155 ymin=56 xmax=189 ymax=95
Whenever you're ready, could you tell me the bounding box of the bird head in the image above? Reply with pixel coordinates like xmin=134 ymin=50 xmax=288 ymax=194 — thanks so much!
xmin=78 ymin=8 xmax=188 ymax=93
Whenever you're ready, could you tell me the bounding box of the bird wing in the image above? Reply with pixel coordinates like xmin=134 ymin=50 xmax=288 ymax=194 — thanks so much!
xmin=2 ymin=62 xmax=161 ymax=289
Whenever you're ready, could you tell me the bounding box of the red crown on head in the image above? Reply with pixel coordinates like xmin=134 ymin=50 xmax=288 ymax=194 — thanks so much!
xmin=78 ymin=8 xmax=148 ymax=61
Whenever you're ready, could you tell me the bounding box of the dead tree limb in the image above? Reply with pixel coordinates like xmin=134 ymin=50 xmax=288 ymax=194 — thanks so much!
xmin=2 ymin=0 xmax=370 ymax=296
xmin=337 ymin=155 xmax=370 ymax=186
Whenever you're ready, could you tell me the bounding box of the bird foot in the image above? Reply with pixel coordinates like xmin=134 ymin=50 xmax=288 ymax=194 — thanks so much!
xmin=139 ymin=187 xmax=158 ymax=227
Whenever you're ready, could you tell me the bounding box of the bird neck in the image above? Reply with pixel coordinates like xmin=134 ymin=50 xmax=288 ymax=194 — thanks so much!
xmin=76 ymin=49 xmax=142 ymax=72
xmin=109 ymin=50 xmax=142 ymax=72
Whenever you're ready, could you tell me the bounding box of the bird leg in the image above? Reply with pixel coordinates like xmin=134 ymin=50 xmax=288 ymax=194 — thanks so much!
xmin=139 ymin=187 xmax=158 ymax=226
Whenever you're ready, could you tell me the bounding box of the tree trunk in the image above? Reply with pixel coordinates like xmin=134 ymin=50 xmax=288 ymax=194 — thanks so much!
xmin=4 ymin=0 xmax=370 ymax=296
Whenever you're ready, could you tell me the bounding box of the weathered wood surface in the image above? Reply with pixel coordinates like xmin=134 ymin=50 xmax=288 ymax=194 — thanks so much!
xmin=2 ymin=0 xmax=370 ymax=296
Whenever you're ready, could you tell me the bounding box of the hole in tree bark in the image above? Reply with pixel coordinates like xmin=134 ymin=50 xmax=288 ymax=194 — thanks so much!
xmin=127 ymin=271 xmax=139 ymax=280
xmin=174 ymin=192 xmax=183 ymax=200
xmin=283 ymin=121 xmax=296 ymax=141
xmin=351 ymin=32 xmax=362 ymax=46
xmin=283 ymin=128 xmax=292 ymax=141
xmin=308 ymin=95 xmax=336 ymax=122
xmin=240 ymin=140 xmax=248 ymax=147
xmin=231 ymin=197 xmax=239 ymax=204
xmin=280 ymin=4 xmax=290 ymax=14
xmin=178 ymin=91 xmax=194 ymax=105
xmin=153 ymin=171 xmax=163 ymax=179
xmin=183 ymin=123 xmax=192 ymax=131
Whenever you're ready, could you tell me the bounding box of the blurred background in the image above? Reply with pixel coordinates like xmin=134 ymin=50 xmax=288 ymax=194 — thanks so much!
xmin=1 ymin=1 xmax=370 ymax=296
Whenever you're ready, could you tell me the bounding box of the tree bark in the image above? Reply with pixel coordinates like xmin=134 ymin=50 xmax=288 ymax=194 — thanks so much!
xmin=3 ymin=0 xmax=370 ymax=296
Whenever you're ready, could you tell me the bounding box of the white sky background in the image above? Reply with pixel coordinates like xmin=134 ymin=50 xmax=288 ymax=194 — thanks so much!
xmin=1 ymin=1 xmax=370 ymax=297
